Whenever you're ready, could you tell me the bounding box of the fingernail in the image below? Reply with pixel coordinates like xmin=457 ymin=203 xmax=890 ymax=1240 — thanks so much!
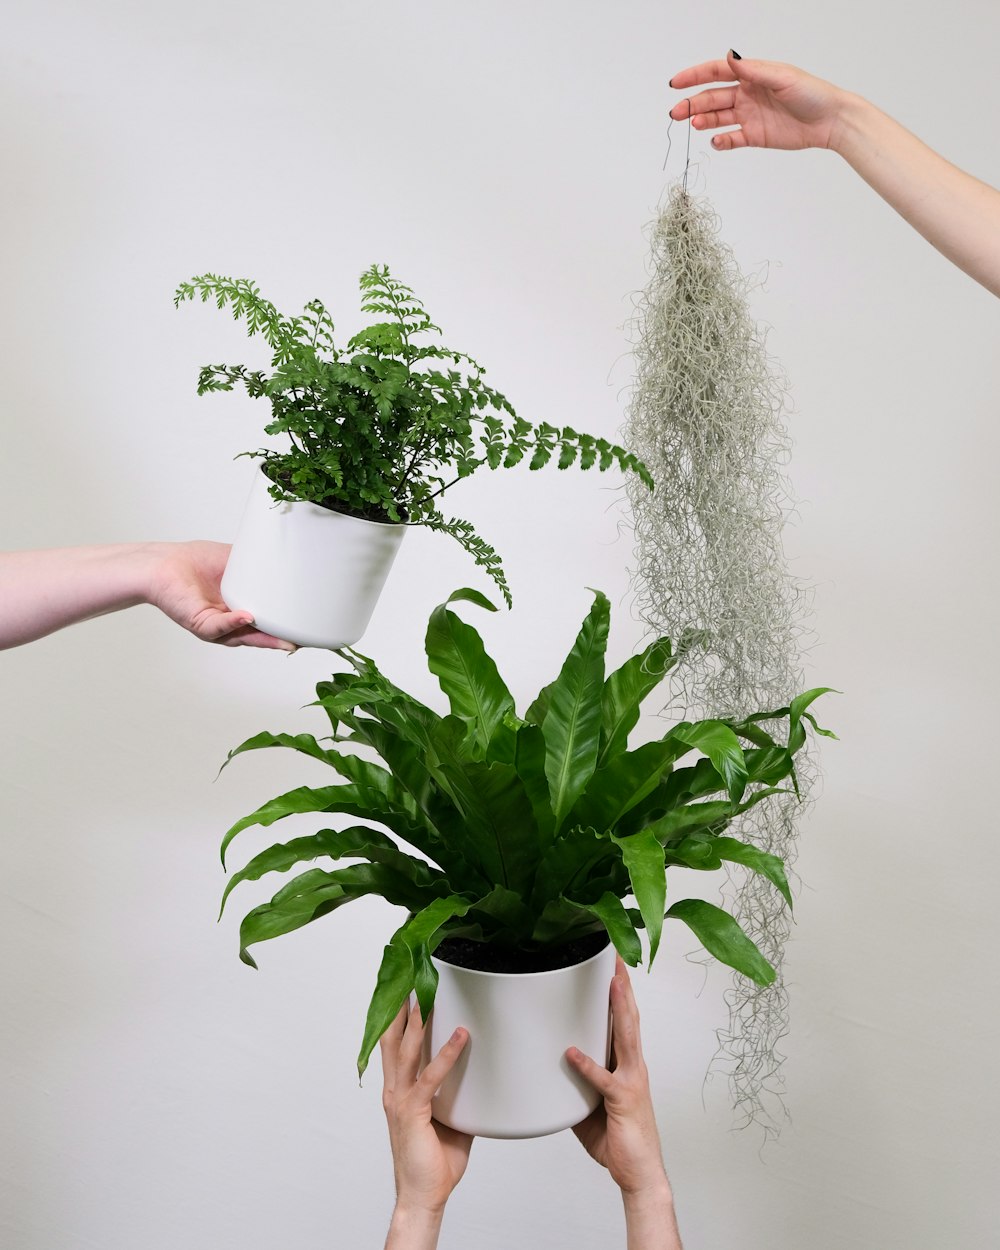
xmin=668 ymin=77 xmax=674 ymax=88
xmin=730 ymin=49 xmax=742 ymax=60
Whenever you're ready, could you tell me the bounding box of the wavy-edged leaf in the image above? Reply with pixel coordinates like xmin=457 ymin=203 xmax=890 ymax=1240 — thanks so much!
xmin=666 ymin=721 xmax=749 ymax=804
xmin=467 ymin=884 xmax=534 ymax=942
xmin=612 ymin=830 xmax=666 ymax=963
xmin=530 ymin=896 xmax=596 ymax=945
xmin=430 ymin=747 xmax=538 ymax=894
xmin=568 ymin=738 xmax=681 ymax=834
xmin=583 ymin=892 xmax=642 ymax=966
xmin=219 ymin=731 xmax=336 ymax=776
xmin=236 ymin=862 xmax=439 ymax=968
xmin=598 ymin=637 xmax=675 ymax=765
xmin=220 ymin=825 xmax=445 ymax=917
xmin=541 ymin=591 xmax=610 ymax=833
xmin=788 ymin=687 xmax=838 ymax=753
xmin=220 ymin=781 xmax=431 ymax=867
xmin=357 ymin=896 xmax=473 ymax=1075
xmin=356 ymin=943 xmax=412 ymax=1079
xmin=665 ymin=898 xmax=775 ymax=985
xmin=530 ymin=825 xmax=617 ymax=913
xmin=711 ymin=836 xmax=792 ymax=909
xmin=425 ymin=590 xmax=513 ymax=753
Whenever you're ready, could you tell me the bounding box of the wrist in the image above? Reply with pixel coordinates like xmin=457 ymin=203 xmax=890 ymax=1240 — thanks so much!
xmin=136 ymin=541 xmax=178 ymax=610
xmin=828 ymin=90 xmax=878 ymax=160
xmin=620 ymin=1175 xmax=675 ymax=1215
xmin=386 ymin=1202 xmax=446 ymax=1249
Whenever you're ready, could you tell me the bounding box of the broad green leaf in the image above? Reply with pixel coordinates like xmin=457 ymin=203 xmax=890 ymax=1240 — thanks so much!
xmin=468 ymin=884 xmax=534 ymax=941
xmin=485 ymin=712 xmax=521 ymax=765
xmin=584 ymin=892 xmax=642 ymax=966
xmin=711 ymin=836 xmax=792 ymax=910
xmin=236 ymin=863 xmax=417 ymax=967
xmin=358 ymin=896 xmax=473 ymax=1074
xmin=788 ymin=688 xmax=838 ymax=753
xmin=357 ymin=942 xmax=413 ymax=1079
xmin=512 ymin=722 xmax=555 ymax=847
xmin=221 ymin=725 xmax=433 ymax=857
xmin=645 ymin=801 xmax=734 ymax=843
xmin=530 ymin=825 xmax=617 ymax=912
xmin=219 ymin=731 xmax=335 ymax=776
xmin=666 ymin=721 xmax=749 ymax=804
xmin=425 ymin=591 xmax=514 ymax=753
xmin=664 ymin=835 xmax=723 ymax=870
xmin=531 ymin=896 xmax=603 ymax=946
xmin=219 ymin=825 xmax=445 ymax=917
xmin=431 ymin=754 xmax=538 ymax=894
xmin=542 ymin=591 xmax=611 ymax=833
xmin=425 ymin=716 xmax=539 ymax=893
xmin=569 ymin=738 xmax=681 ymax=834
xmin=524 ymin=677 xmax=556 ymax=728
xmin=612 ymin=830 xmax=666 ymax=963
xmin=665 ymin=899 xmax=775 ymax=986
xmin=222 ymin=784 xmax=346 ymax=864
xmin=598 ymin=637 xmax=675 ymax=765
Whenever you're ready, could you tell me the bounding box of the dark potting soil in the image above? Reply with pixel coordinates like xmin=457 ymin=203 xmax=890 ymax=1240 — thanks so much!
xmin=433 ymin=930 xmax=609 ymax=975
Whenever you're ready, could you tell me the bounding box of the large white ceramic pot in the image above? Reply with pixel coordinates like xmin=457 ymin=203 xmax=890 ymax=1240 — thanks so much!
xmin=221 ymin=469 xmax=405 ymax=649
xmin=424 ymin=937 xmax=616 ymax=1139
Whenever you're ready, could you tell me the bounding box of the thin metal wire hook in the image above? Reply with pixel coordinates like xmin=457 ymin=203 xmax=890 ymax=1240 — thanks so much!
xmin=663 ymin=97 xmax=694 ymax=190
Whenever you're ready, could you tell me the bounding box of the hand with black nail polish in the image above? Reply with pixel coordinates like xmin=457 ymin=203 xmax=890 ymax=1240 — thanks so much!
xmin=667 ymin=49 xmax=848 ymax=153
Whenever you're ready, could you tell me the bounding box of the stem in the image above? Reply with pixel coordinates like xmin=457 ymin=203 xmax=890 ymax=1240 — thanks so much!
xmin=421 ymin=461 xmax=485 ymax=504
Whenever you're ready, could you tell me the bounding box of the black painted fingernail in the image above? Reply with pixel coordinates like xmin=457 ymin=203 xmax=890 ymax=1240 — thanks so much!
xmin=668 ymin=77 xmax=674 ymax=88
xmin=731 ymin=49 xmax=742 ymax=60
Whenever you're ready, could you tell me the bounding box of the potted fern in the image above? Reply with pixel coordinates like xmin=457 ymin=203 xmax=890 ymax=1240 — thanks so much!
xmin=218 ymin=589 xmax=833 ymax=1137
xmin=175 ymin=267 xmax=652 ymax=647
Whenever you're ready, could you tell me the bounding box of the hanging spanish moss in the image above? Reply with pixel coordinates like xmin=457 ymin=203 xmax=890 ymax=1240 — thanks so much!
xmin=623 ymin=183 xmax=815 ymax=1140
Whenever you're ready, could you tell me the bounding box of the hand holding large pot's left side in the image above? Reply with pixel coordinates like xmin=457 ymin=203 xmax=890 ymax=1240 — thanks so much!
xmin=381 ymin=1002 xmax=473 ymax=1250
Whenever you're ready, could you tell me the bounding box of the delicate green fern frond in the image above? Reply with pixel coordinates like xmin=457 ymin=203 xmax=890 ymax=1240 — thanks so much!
xmin=174 ymin=275 xmax=288 ymax=352
xmin=418 ymin=511 xmax=512 ymax=608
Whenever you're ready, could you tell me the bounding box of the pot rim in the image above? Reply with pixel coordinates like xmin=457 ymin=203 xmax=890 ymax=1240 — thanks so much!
xmin=430 ymin=933 xmax=612 ymax=982
xmin=256 ymin=465 xmax=408 ymax=530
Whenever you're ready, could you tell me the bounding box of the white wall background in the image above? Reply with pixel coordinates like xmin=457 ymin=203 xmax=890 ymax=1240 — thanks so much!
xmin=3 ymin=1 xmax=999 ymax=1247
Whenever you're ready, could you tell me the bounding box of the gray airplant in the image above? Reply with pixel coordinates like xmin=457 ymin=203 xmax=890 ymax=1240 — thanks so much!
xmin=623 ymin=183 xmax=818 ymax=1140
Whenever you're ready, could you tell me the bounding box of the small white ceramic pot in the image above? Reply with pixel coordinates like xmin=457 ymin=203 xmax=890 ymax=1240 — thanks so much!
xmin=424 ymin=939 xmax=616 ymax=1139
xmin=221 ymin=469 xmax=405 ymax=649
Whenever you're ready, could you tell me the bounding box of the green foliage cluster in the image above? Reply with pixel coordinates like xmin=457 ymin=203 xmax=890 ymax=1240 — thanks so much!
xmin=175 ymin=267 xmax=652 ymax=606
xmin=218 ymin=589 xmax=833 ymax=1077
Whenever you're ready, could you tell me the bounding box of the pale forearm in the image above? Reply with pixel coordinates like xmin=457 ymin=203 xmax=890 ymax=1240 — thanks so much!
xmin=0 ymin=544 xmax=159 ymax=649
xmin=622 ymin=1178 xmax=682 ymax=1250
xmin=383 ymin=1203 xmax=444 ymax=1250
xmin=832 ymin=92 xmax=1000 ymax=297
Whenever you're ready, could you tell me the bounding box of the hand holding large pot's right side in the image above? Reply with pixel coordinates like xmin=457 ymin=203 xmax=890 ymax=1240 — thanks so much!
xmin=567 ymin=957 xmax=684 ymax=1250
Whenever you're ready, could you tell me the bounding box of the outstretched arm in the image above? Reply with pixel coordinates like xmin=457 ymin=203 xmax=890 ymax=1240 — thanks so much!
xmin=669 ymin=51 xmax=1000 ymax=298
xmin=0 ymin=542 xmax=294 ymax=650
xmin=567 ymin=957 xmax=683 ymax=1250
